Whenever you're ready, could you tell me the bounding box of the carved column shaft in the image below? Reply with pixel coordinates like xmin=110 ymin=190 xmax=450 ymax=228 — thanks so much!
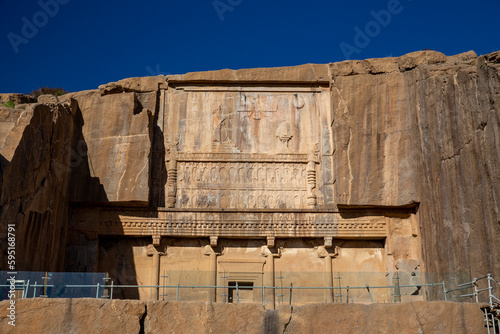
xmin=204 ymin=245 xmax=218 ymax=303
xmin=166 ymin=158 xmax=177 ymax=208
xmin=306 ymin=161 xmax=317 ymax=207
xmin=261 ymin=246 xmax=279 ymax=309
xmin=266 ymin=255 xmax=275 ymax=309
xmin=325 ymin=255 xmax=333 ymax=303
xmin=307 ymin=143 xmax=319 ymax=208
xmin=147 ymin=244 xmax=164 ymax=301
xmin=317 ymin=245 xmax=338 ymax=303
xmin=209 ymin=252 xmax=217 ymax=302
xmin=152 ymin=253 xmax=160 ymax=300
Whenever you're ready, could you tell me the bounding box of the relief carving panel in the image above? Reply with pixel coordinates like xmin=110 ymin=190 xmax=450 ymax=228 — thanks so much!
xmin=176 ymin=161 xmax=308 ymax=209
xmin=163 ymin=86 xmax=333 ymax=210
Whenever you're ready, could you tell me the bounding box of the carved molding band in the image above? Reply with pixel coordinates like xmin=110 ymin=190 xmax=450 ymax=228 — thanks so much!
xmin=97 ymin=213 xmax=387 ymax=239
xmin=176 ymin=153 xmax=308 ymax=163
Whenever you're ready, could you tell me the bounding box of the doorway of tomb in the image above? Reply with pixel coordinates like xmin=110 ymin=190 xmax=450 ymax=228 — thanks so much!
xmin=227 ymin=281 xmax=254 ymax=303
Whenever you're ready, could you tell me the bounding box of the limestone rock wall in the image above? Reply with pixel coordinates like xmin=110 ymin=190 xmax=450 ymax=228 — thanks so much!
xmin=0 ymin=299 xmax=486 ymax=334
xmin=0 ymin=104 xmax=78 ymax=271
xmin=0 ymin=79 xmax=162 ymax=272
xmin=331 ymin=68 xmax=418 ymax=206
xmin=406 ymin=53 xmax=500 ymax=284
xmin=408 ymin=53 xmax=500 ymax=283
xmin=68 ymin=89 xmax=156 ymax=203
xmin=330 ymin=50 xmax=500 ymax=283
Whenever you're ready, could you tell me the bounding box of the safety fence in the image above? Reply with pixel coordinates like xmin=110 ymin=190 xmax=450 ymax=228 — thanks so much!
xmin=2 ymin=281 xmax=447 ymax=306
xmin=449 ymin=274 xmax=500 ymax=334
xmin=2 ymin=272 xmax=497 ymax=332
xmin=2 ymin=271 xmax=497 ymax=305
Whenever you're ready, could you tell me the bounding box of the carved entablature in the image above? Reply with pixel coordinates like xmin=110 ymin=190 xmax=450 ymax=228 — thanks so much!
xmin=97 ymin=211 xmax=387 ymax=239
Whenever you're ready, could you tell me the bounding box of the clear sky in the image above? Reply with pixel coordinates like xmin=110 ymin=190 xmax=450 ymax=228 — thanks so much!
xmin=1 ymin=0 xmax=499 ymax=94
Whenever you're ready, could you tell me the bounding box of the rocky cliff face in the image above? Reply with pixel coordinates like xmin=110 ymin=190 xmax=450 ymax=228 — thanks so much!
xmin=0 ymin=103 xmax=78 ymax=271
xmin=329 ymin=50 xmax=500 ymax=284
xmin=0 ymin=50 xmax=499 ymax=287
xmin=0 ymin=86 xmax=160 ymax=270
xmin=406 ymin=52 xmax=500 ymax=284
xmin=0 ymin=299 xmax=487 ymax=334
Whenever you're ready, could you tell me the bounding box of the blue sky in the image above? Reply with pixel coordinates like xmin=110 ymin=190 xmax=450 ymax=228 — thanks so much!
xmin=1 ymin=0 xmax=499 ymax=94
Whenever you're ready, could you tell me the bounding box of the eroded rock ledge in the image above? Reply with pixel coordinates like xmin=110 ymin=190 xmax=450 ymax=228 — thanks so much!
xmin=0 ymin=299 xmax=486 ymax=334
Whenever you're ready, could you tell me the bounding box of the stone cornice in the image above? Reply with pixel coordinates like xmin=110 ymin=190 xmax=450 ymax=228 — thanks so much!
xmin=95 ymin=211 xmax=387 ymax=239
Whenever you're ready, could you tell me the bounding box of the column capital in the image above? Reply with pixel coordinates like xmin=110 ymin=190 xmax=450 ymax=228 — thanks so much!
xmin=210 ymin=236 xmax=218 ymax=247
xmin=146 ymin=244 xmax=166 ymax=256
xmin=204 ymin=245 xmax=216 ymax=256
xmin=316 ymin=245 xmax=339 ymax=258
xmin=260 ymin=245 xmax=281 ymax=258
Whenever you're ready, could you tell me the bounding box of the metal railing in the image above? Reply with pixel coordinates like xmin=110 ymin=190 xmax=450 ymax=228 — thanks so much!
xmin=450 ymin=274 xmax=499 ymax=334
xmin=2 ymin=280 xmax=446 ymax=304
xmin=3 ymin=272 xmax=499 ymax=306
xmin=455 ymin=274 xmax=500 ymax=308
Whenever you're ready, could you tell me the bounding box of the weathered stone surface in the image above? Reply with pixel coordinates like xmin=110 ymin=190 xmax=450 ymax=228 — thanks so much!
xmin=329 ymin=50 xmax=500 ymax=286
xmin=279 ymin=301 xmax=485 ymax=334
xmin=145 ymin=301 xmax=269 ymax=333
xmin=330 ymin=57 xmax=400 ymax=76
xmin=0 ymin=93 xmax=37 ymax=104
xmin=0 ymin=299 xmax=145 ymax=334
xmin=69 ymin=90 xmax=154 ymax=202
xmin=168 ymin=63 xmax=330 ymax=83
xmin=446 ymin=50 xmax=477 ymax=64
xmin=0 ymin=104 xmax=36 ymax=163
xmin=484 ymin=50 xmax=500 ymax=63
xmin=407 ymin=52 xmax=500 ymax=285
xmin=331 ymin=70 xmax=418 ymax=206
xmin=0 ymin=299 xmax=486 ymax=334
xmin=0 ymin=104 xmax=78 ymax=271
xmin=37 ymin=94 xmax=59 ymax=104
xmin=99 ymin=75 xmax=166 ymax=94
xmin=397 ymin=50 xmax=447 ymax=71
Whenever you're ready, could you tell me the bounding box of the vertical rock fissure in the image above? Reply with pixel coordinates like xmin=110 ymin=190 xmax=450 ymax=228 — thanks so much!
xmin=139 ymin=304 xmax=147 ymax=334
xmin=410 ymin=302 xmax=424 ymax=333
xmin=282 ymin=306 xmax=293 ymax=334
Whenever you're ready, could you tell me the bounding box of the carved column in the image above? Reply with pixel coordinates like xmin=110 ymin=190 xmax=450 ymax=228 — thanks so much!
xmin=261 ymin=245 xmax=281 ymax=309
xmin=316 ymin=244 xmax=339 ymax=303
xmin=166 ymin=140 xmax=178 ymax=208
xmin=307 ymin=143 xmax=319 ymax=208
xmin=166 ymin=158 xmax=177 ymax=208
xmin=147 ymin=244 xmax=165 ymax=301
xmin=204 ymin=245 xmax=218 ymax=303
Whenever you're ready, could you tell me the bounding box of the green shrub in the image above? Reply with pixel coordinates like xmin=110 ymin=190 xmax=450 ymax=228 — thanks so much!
xmin=2 ymin=101 xmax=15 ymax=108
xmin=29 ymin=87 xmax=68 ymax=97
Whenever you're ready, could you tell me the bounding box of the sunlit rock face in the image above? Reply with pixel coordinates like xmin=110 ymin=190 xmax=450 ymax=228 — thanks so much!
xmin=0 ymin=299 xmax=486 ymax=334
xmin=0 ymin=50 xmax=498 ymax=304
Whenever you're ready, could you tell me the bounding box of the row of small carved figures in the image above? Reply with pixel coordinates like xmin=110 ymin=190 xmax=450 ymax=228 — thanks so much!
xmin=176 ymin=193 xmax=309 ymax=209
xmin=100 ymin=221 xmax=387 ymax=230
xmin=177 ymin=163 xmax=308 ymax=186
